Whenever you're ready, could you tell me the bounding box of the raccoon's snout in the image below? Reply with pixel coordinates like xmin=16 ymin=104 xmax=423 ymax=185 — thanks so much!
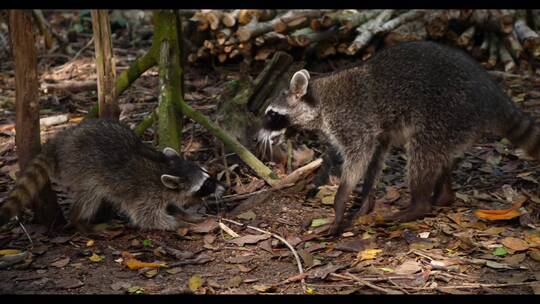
xmin=263 ymin=109 xmax=290 ymax=131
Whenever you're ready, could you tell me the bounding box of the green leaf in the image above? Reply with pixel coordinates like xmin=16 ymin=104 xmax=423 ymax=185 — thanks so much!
xmin=310 ymin=218 xmax=328 ymax=228
xmin=142 ymin=239 xmax=152 ymax=247
xmin=493 ymin=247 xmax=508 ymax=257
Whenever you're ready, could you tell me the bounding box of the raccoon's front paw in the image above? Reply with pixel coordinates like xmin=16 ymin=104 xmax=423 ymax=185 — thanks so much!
xmin=326 ymin=221 xmax=345 ymax=236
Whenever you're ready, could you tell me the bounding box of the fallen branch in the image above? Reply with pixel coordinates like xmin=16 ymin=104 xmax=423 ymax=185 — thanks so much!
xmin=42 ymin=80 xmax=97 ymax=93
xmin=272 ymin=158 xmax=323 ymax=189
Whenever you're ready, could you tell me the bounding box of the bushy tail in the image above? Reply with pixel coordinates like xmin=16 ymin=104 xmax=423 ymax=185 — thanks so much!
xmin=504 ymin=108 xmax=540 ymax=159
xmin=0 ymin=146 xmax=56 ymax=226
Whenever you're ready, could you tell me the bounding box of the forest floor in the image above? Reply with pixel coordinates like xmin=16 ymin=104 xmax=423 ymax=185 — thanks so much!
xmin=1 ymin=12 xmax=540 ymax=295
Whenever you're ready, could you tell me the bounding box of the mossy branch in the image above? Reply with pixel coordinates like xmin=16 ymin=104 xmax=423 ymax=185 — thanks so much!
xmin=175 ymin=99 xmax=279 ymax=185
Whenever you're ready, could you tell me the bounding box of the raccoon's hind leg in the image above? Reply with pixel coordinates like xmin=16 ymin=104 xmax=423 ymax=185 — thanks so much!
xmin=68 ymin=191 xmax=104 ymax=232
xmin=125 ymin=203 xmax=179 ymax=231
xmin=386 ymin=144 xmax=450 ymax=223
xmin=431 ymin=163 xmax=455 ymax=206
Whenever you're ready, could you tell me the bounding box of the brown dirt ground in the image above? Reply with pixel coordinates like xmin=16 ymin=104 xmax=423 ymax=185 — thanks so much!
xmin=1 ymin=12 xmax=540 ymax=295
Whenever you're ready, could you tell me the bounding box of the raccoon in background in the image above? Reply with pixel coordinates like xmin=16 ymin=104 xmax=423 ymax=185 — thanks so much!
xmin=0 ymin=119 xmax=225 ymax=231
xmin=258 ymin=41 xmax=540 ymax=235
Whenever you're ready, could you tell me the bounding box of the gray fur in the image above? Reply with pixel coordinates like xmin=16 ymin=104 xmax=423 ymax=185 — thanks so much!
xmin=1 ymin=119 xmax=224 ymax=231
xmin=260 ymin=41 xmax=538 ymax=234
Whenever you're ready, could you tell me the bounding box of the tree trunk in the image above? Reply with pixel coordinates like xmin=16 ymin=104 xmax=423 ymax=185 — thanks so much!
xmin=91 ymin=10 xmax=119 ymax=119
xmin=155 ymin=10 xmax=184 ymax=152
xmin=9 ymin=10 xmax=66 ymax=229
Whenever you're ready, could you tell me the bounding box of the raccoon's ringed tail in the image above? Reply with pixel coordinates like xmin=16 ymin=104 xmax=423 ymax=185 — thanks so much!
xmin=0 ymin=152 xmax=55 ymax=226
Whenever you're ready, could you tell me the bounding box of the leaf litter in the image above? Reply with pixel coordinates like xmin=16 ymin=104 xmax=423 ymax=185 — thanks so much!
xmin=1 ymin=20 xmax=540 ymax=294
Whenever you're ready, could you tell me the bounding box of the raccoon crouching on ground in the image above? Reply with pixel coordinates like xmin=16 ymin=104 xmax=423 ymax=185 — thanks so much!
xmin=0 ymin=119 xmax=225 ymax=231
xmin=258 ymin=41 xmax=540 ymax=235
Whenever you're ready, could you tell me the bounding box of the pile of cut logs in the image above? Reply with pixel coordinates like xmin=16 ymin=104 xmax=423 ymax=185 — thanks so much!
xmin=184 ymin=9 xmax=540 ymax=73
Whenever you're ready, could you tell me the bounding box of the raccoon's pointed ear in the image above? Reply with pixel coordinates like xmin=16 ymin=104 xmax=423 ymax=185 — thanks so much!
xmin=163 ymin=147 xmax=180 ymax=158
xmin=298 ymin=69 xmax=310 ymax=80
xmin=161 ymin=174 xmax=182 ymax=189
xmin=290 ymin=70 xmax=309 ymax=98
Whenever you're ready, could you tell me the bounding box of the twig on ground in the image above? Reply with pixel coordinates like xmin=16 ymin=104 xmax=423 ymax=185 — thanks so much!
xmin=330 ymin=273 xmax=404 ymax=294
xmin=221 ymin=217 xmax=307 ymax=293
xmin=15 ymin=216 xmax=33 ymax=248
xmin=218 ymin=221 xmax=240 ymax=238
xmin=406 ymin=281 xmax=539 ymax=290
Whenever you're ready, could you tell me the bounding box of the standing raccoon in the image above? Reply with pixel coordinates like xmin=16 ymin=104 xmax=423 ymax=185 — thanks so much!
xmin=259 ymin=41 xmax=539 ymax=235
xmin=0 ymin=119 xmax=225 ymax=231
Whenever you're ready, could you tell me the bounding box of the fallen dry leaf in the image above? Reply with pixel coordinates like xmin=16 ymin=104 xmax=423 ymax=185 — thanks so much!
xmin=357 ymin=248 xmax=382 ymax=262
xmin=252 ymin=284 xmax=276 ymax=293
xmin=237 ymin=264 xmax=254 ymax=273
xmin=335 ymin=238 xmax=375 ymax=252
xmin=474 ymin=209 xmax=521 ymax=221
xmin=177 ymin=228 xmax=189 ymax=236
xmin=501 ymin=237 xmax=530 ymax=252
xmin=529 ymin=249 xmax=540 ymax=262
xmin=191 ymin=219 xmax=219 ymax=234
xmin=166 ymin=267 xmax=183 ymax=275
xmin=51 ymin=257 xmax=70 ymax=268
xmin=236 ymin=210 xmax=257 ymax=221
xmin=121 ymin=252 xmax=167 ymax=270
xmin=524 ymin=230 xmax=540 ymax=247
xmin=55 ymin=278 xmax=84 ymax=290
xmin=224 ymin=254 xmax=254 ymax=264
xmin=144 ymin=269 xmax=159 ymax=278
xmin=229 ymin=234 xmax=270 ymax=247
xmin=482 ymin=227 xmax=506 ymax=235
xmin=395 ymin=260 xmax=422 ymax=275
xmin=503 ymin=253 xmax=526 ymax=266
xmin=306 ymin=263 xmax=346 ymax=280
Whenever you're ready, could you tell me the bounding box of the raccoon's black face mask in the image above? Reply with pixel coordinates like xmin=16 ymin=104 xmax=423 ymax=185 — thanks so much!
xmin=257 ymin=69 xmax=318 ymax=151
xmin=159 ymin=147 xmax=226 ymax=199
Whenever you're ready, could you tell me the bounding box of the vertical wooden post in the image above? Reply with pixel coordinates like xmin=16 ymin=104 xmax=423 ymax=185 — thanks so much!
xmin=9 ymin=10 xmax=65 ymax=229
xmin=91 ymin=10 xmax=119 ymax=119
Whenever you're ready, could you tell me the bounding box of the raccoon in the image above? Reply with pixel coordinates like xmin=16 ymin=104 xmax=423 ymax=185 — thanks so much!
xmin=0 ymin=119 xmax=225 ymax=231
xmin=258 ymin=41 xmax=540 ymax=235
